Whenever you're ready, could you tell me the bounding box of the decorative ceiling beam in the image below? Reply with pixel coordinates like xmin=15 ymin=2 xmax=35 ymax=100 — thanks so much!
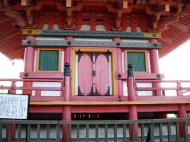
xmin=5 ymin=8 xmax=26 ymax=27
xmin=152 ymin=14 xmax=161 ymax=30
xmin=21 ymin=0 xmax=30 ymax=6
xmin=66 ymin=0 xmax=72 ymax=8
xmin=165 ymin=4 xmax=170 ymax=12
xmin=66 ymin=8 xmax=73 ymax=28
xmin=26 ymin=7 xmax=33 ymax=26
xmin=115 ymin=10 xmax=123 ymax=30
xmin=0 ymin=1 xmax=3 ymax=8
xmin=123 ymin=0 xmax=128 ymax=9
xmin=3 ymin=0 xmax=8 ymax=7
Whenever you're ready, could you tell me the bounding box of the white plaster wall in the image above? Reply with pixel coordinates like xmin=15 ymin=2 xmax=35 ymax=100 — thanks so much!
xmin=32 ymin=82 xmax=61 ymax=96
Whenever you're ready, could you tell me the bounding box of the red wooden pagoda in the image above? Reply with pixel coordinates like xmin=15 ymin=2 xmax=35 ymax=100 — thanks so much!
xmin=0 ymin=0 xmax=190 ymax=141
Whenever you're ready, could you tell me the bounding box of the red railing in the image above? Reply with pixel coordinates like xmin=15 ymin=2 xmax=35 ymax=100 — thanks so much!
xmin=0 ymin=78 xmax=190 ymax=102
xmin=0 ymin=79 xmax=64 ymax=101
xmin=135 ymin=80 xmax=190 ymax=97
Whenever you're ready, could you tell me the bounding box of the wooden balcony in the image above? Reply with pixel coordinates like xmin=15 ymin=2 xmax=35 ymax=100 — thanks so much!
xmin=0 ymin=78 xmax=190 ymax=104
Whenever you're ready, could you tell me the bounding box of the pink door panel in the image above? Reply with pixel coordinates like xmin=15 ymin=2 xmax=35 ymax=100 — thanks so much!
xmin=77 ymin=52 xmax=111 ymax=96
xmin=94 ymin=54 xmax=110 ymax=96
xmin=78 ymin=53 xmax=92 ymax=96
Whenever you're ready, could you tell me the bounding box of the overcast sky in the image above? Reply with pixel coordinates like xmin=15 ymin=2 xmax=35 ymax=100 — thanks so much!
xmin=159 ymin=39 xmax=190 ymax=80
xmin=0 ymin=39 xmax=189 ymax=80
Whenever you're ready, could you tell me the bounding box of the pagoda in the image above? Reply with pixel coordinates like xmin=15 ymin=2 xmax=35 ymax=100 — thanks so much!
xmin=0 ymin=0 xmax=190 ymax=141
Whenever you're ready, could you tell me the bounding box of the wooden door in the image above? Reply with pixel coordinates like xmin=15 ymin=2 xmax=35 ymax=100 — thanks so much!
xmin=76 ymin=52 xmax=112 ymax=96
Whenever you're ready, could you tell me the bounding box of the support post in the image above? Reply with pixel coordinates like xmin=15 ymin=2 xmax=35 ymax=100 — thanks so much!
xmin=62 ymin=106 xmax=71 ymax=142
xmin=127 ymin=64 xmax=136 ymax=101
xmin=178 ymin=104 xmax=187 ymax=138
xmin=6 ymin=124 xmax=16 ymax=142
xmin=127 ymin=64 xmax=138 ymax=141
xmin=62 ymin=63 xmax=71 ymax=142
xmin=149 ymin=39 xmax=161 ymax=96
xmin=177 ymin=81 xmax=187 ymax=138
xmin=64 ymin=63 xmax=71 ymax=101
xmin=23 ymin=45 xmax=34 ymax=94
xmin=24 ymin=46 xmax=34 ymax=73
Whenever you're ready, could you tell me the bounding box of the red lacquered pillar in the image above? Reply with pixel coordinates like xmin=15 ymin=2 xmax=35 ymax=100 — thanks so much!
xmin=149 ymin=39 xmax=161 ymax=96
xmin=127 ymin=64 xmax=138 ymax=141
xmin=112 ymin=38 xmax=122 ymax=100
xmin=7 ymin=81 xmax=17 ymax=142
xmin=24 ymin=47 xmax=34 ymax=73
xmin=23 ymin=46 xmax=34 ymax=95
xmin=62 ymin=62 xmax=72 ymax=142
xmin=24 ymin=36 xmax=35 ymax=73
xmin=149 ymin=40 xmax=159 ymax=74
xmin=178 ymin=104 xmax=187 ymax=138
xmin=177 ymin=81 xmax=187 ymax=138
xmin=62 ymin=106 xmax=71 ymax=142
xmin=23 ymin=36 xmax=35 ymax=95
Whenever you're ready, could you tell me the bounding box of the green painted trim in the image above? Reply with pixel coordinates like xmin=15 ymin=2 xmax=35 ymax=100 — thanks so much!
xmin=22 ymin=29 xmax=161 ymax=39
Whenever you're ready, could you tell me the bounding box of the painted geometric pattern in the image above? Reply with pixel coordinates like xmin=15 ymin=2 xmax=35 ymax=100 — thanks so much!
xmin=22 ymin=39 xmax=161 ymax=49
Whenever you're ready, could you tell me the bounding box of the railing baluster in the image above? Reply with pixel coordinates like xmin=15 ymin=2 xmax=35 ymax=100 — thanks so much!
xmin=86 ymin=124 xmax=89 ymax=142
xmin=176 ymin=122 xmax=180 ymax=142
xmin=105 ymin=124 xmax=108 ymax=142
xmin=7 ymin=124 xmax=12 ymax=142
xmin=46 ymin=124 xmax=50 ymax=142
xmin=123 ymin=124 xmax=127 ymax=142
xmin=56 ymin=122 xmax=61 ymax=142
xmin=114 ymin=124 xmax=117 ymax=142
xmin=76 ymin=124 xmax=80 ymax=142
xmin=159 ymin=122 xmax=163 ymax=142
xmin=132 ymin=123 xmax=135 ymax=142
xmin=150 ymin=123 xmax=154 ymax=142
xmin=0 ymin=124 xmax=2 ymax=142
xmin=185 ymin=121 xmax=188 ymax=142
xmin=141 ymin=123 xmax=145 ymax=142
xmin=17 ymin=124 xmax=21 ymax=142
xmin=95 ymin=124 xmax=98 ymax=142
xmin=37 ymin=124 xmax=40 ymax=142
xmin=66 ymin=121 xmax=71 ymax=142
xmin=167 ymin=122 xmax=171 ymax=142
xmin=27 ymin=124 xmax=31 ymax=142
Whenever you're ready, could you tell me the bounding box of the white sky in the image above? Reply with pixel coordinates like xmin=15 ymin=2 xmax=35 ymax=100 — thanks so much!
xmin=0 ymin=40 xmax=189 ymax=80
xmin=159 ymin=39 xmax=190 ymax=80
xmin=0 ymin=54 xmax=23 ymax=78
